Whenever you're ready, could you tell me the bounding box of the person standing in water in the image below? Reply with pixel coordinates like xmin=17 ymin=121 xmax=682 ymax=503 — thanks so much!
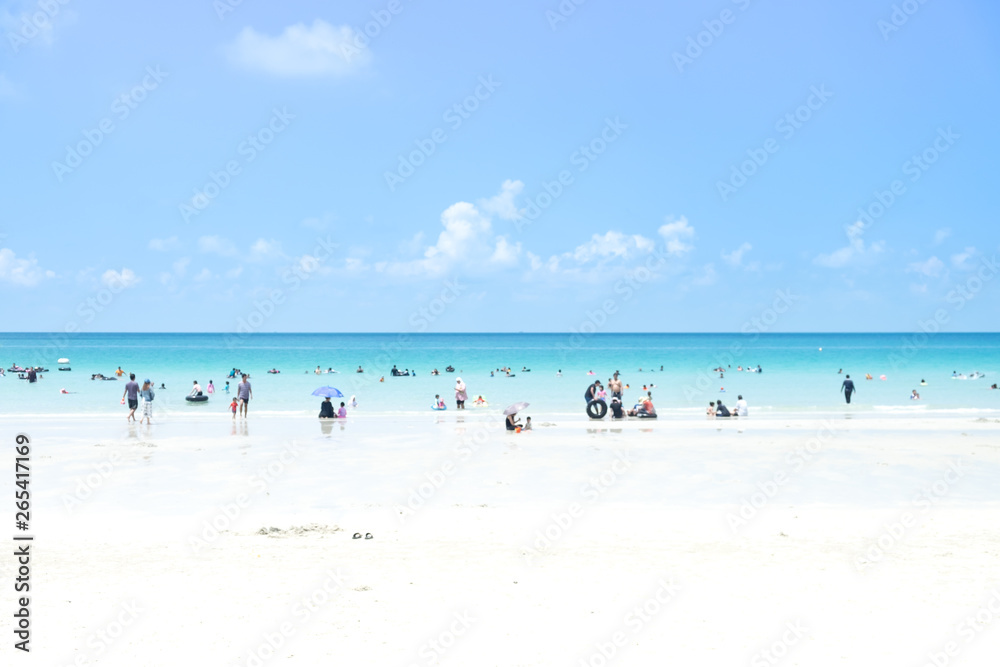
xmin=841 ymin=375 xmax=856 ymax=404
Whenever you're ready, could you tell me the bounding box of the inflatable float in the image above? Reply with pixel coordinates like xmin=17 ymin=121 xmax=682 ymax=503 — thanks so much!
xmin=185 ymin=395 xmax=209 ymax=403
xmin=431 ymin=404 xmax=447 ymax=411
xmin=586 ymin=399 xmax=608 ymax=419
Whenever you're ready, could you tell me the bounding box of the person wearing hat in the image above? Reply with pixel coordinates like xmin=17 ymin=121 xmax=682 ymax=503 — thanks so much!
xmin=454 ymin=377 xmax=467 ymax=409
xmin=139 ymin=379 xmax=155 ymax=425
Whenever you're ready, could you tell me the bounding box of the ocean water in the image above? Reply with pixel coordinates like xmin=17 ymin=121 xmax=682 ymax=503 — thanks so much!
xmin=0 ymin=332 xmax=998 ymax=418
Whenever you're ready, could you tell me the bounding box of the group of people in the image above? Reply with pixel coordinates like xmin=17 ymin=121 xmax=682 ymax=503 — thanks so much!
xmin=707 ymin=395 xmax=748 ymax=417
xmin=585 ymin=372 xmax=657 ymax=418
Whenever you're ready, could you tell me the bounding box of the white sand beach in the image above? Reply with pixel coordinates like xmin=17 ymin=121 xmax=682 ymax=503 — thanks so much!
xmin=4 ymin=414 xmax=1000 ymax=666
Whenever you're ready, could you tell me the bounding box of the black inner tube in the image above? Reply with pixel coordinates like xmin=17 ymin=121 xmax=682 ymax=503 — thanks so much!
xmin=586 ymin=399 xmax=608 ymax=419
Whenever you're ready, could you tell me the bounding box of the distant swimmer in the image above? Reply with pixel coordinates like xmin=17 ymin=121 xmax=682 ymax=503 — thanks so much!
xmin=556 ymin=370 xmax=562 ymax=377
xmin=910 ymin=390 xmax=920 ymax=400
xmin=920 ymin=379 xmax=928 ymax=386
xmin=841 ymin=375 xmax=856 ymax=404
xmin=357 ymin=366 xmax=364 ymax=373
xmin=838 ymin=368 xmax=843 ymax=374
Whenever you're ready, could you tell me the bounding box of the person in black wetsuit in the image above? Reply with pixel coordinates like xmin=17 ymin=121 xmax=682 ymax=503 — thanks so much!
xmin=319 ymin=397 xmax=335 ymax=418
xmin=841 ymin=375 xmax=856 ymax=404
xmin=716 ymin=400 xmax=731 ymax=417
xmin=609 ymin=398 xmax=624 ymax=419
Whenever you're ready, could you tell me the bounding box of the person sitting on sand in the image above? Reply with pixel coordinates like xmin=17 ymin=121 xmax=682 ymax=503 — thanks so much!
xmin=523 ymin=417 xmax=532 ymax=431
xmin=707 ymin=401 xmax=716 ymax=417
xmin=609 ymin=397 xmax=624 ymax=419
xmin=434 ymin=394 xmax=446 ymax=409
xmin=319 ymin=397 xmax=335 ymax=419
xmin=506 ymin=412 xmax=521 ymax=430
xmin=337 ymin=402 xmax=347 ymax=418
xmin=716 ymin=400 xmax=731 ymax=417
xmin=735 ymin=395 xmax=749 ymax=417
xmin=628 ymin=392 xmax=655 ymax=417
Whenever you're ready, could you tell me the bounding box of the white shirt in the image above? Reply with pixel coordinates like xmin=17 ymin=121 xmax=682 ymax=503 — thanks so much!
xmin=735 ymin=399 xmax=748 ymax=416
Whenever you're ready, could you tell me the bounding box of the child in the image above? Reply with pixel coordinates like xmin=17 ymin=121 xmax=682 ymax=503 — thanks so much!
xmin=434 ymin=394 xmax=446 ymax=409
xmin=706 ymin=402 xmax=716 ymax=417
xmin=522 ymin=417 xmax=532 ymax=431
xmin=207 ymin=380 xmax=215 ymax=394
xmin=230 ymin=398 xmax=238 ymax=419
xmin=224 ymin=381 xmax=230 ymax=394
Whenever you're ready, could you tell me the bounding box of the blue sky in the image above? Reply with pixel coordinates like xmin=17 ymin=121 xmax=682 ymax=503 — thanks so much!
xmin=1 ymin=0 xmax=998 ymax=333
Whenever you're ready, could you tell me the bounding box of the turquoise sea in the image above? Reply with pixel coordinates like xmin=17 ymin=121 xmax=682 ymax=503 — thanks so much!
xmin=0 ymin=333 xmax=998 ymax=418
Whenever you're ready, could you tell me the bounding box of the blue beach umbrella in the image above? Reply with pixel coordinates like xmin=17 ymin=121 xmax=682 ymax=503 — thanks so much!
xmin=312 ymin=386 xmax=344 ymax=398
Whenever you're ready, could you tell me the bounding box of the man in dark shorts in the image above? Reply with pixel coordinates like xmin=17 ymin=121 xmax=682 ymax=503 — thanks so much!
xmin=841 ymin=375 xmax=856 ymax=404
xmin=122 ymin=373 xmax=140 ymax=422
xmin=237 ymin=374 xmax=253 ymax=417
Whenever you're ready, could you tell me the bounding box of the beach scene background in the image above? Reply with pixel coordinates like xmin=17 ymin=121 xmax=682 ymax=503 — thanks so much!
xmin=3 ymin=332 xmax=997 ymax=417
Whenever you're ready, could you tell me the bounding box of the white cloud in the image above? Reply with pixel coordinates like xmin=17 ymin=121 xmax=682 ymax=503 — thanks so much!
xmin=479 ymin=179 xmax=524 ymax=221
xmin=691 ymin=263 xmax=717 ymax=286
xmin=225 ymin=267 xmax=243 ymax=279
xmin=813 ymin=221 xmax=884 ymax=268
xmin=721 ymin=242 xmax=755 ymax=268
xmin=101 ymin=268 xmax=139 ymax=289
xmin=0 ymin=248 xmax=50 ymax=286
xmin=567 ymin=231 xmax=655 ymax=264
xmin=193 ymin=268 xmax=213 ymax=282
xmin=225 ymin=20 xmax=369 ymax=77
xmin=933 ymin=228 xmax=951 ymax=246
xmin=380 ymin=183 xmax=523 ymax=277
xmin=198 ymin=235 xmax=238 ymax=257
xmin=249 ymin=238 xmax=284 ymax=262
xmin=173 ymin=257 xmax=191 ymax=277
xmin=907 ymin=256 xmax=945 ymax=277
xmin=951 ymin=246 xmax=977 ymax=270
xmin=658 ymin=216 xmax=695 ymax=256
xmin=149 ymin=236 xmax=180 ymax=252
xmin=301 ymin=214 xmax=334 ymax=231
